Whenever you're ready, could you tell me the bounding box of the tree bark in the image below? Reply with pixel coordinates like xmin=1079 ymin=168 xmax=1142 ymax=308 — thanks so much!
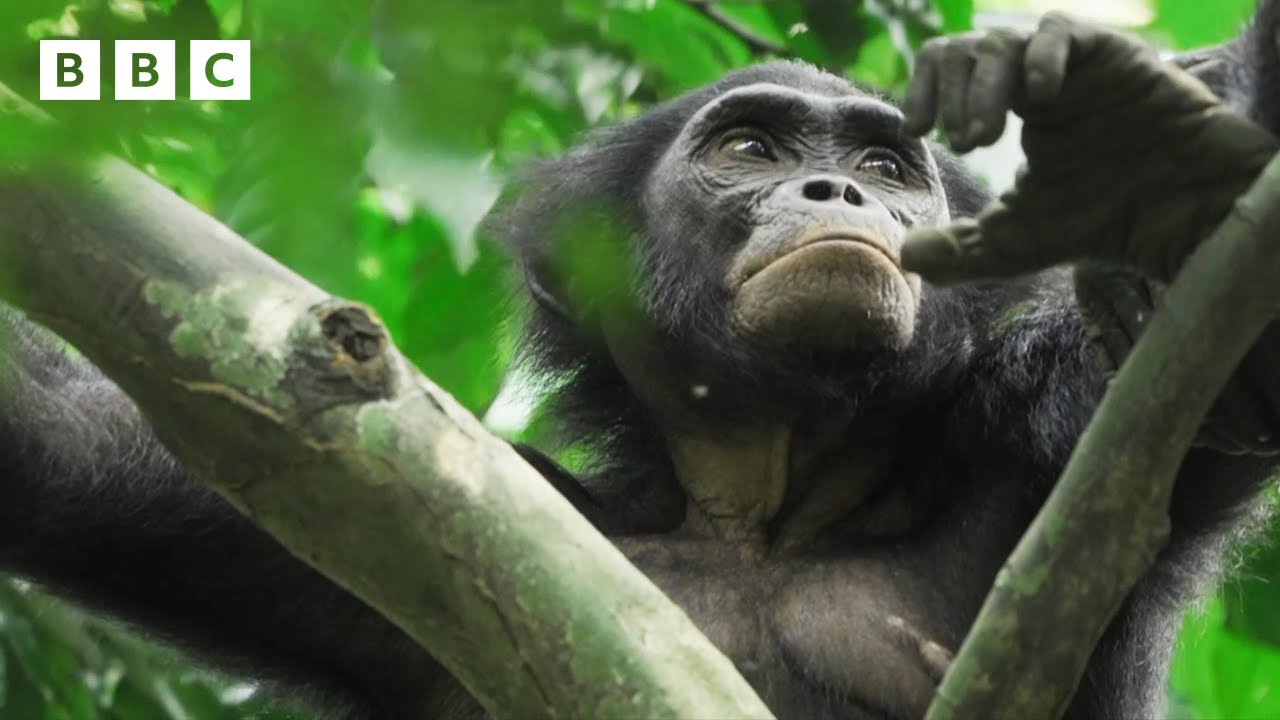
xmin=926 ymin=152 xmax=1280 ymax=720
xmin=0 ymin=83 xmax=773 ymax=720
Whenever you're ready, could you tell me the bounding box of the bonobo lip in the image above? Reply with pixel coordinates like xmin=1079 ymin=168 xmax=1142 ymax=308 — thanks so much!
xmin=740 ymin=230 xmax=901 ymax=285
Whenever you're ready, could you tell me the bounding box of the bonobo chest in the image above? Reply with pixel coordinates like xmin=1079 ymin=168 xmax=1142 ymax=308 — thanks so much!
xmin=612 ymin=535 xmax=964 ymax=720
xmin=606 ymin=416 xmax=987 ymax=718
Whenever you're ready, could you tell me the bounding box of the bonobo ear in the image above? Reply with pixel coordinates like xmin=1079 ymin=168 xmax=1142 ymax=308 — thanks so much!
xmin=522 ymin=255 xmax=575 ymax=323
xmin=484 ymin=137 xmax=650 ymax=333
xmin=516 ymin=202 xmax=639 ymax=328
xmin=483 ymin=184 xmax=589 ymax=325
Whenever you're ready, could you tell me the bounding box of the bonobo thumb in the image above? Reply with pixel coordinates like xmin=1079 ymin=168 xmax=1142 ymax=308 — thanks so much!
xmin=900 ymin=222 xmax=996 ymax=284
xmin=901 ymin=210 xmax=1050 ymax=283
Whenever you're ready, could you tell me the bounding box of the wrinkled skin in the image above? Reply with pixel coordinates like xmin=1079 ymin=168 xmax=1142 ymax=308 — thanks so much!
xmin=1 ymin=8 xmax=1280 ymax=720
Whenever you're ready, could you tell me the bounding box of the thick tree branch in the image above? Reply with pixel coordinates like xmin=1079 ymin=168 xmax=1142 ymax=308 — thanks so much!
xmin=925 ymin=154 xmax=1280 ymax=718
xmin=0 ymin=83 xmax=773 ymax=720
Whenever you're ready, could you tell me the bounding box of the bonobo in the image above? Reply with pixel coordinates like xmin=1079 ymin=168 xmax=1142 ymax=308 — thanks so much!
xmin=2 ymin=7 xmax=1280 ymax=720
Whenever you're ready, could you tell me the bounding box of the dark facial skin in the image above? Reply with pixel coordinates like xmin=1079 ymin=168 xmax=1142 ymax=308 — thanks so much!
xmin=645 ymin=83 xmax=948 ymax=353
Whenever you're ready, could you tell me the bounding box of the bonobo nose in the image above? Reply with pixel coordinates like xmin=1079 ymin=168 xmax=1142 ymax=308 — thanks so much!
xmin=797 ymin=176 xmax=863 ymax=206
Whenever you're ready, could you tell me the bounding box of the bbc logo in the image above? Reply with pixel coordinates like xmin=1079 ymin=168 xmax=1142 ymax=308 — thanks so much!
xmin=39 ymin=40 xmax=250 ymax=101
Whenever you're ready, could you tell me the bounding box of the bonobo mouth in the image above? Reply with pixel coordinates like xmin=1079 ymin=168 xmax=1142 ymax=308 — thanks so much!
xmin=740 ymin=230 xmax=902 ymax=286
xmin=728 ymin=224 xmax=919 ymax=352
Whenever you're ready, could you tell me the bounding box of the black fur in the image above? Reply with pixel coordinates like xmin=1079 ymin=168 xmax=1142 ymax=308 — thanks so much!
xmin=0 ymin=7 xmax=1278 ymax=720
xmin=487 ymin=20 xmax=1280 ymax=719
xmin=493 ymin=61 xmax=1005 ymax=533
xmin=1210 ymin=0 xmax=1280 ymax=130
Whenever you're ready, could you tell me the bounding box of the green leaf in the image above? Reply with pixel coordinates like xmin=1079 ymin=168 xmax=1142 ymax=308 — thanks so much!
xmin=848 ymin=30 xmax=907 ymax=89
xmin=935 ymin=0 xmax=973 ymax=33
xmin=204 ymin=0 xmax=242 ymax=37
xmin=1148 ymin=0 xmax=1254 ymax=50
xmin=596 ymin=0 xmax=747 ymax=90
xmin=351 ymin=191 xmax=512 ymax=413
xmin=1172 ymin=597 xmax=1280 ymax=719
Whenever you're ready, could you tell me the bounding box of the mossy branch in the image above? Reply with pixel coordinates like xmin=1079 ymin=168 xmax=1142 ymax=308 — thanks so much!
xmin=0 ymin=82 xmax=773 ymax=720
xmin=925 ymin=154 xmax=1280 ymax=719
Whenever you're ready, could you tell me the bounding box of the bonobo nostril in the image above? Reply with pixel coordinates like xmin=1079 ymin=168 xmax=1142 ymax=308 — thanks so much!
xmin=801 ymin=178 xmax=863 ymax=206
xmin=802 ymin=180 xmax=834 ymax=201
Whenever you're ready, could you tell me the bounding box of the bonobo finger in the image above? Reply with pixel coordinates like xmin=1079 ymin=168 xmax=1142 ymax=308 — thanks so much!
xmin=939 ymin=37 xmax=979 ymax=148
xmin=902 ymin=205 xmax=1057 ymax=283
xmin=904 ymin=39 xmax=944 ymax=135
xmin=961 ymin=29 xmax=1025 ymax=150
xmin=900 ymin=221 xmax=1011 ymax=284
xmin=1023 ymin=13 xmax=1072 ymax=104
xmin=885 ymin=615 xmax=954 ymax=684
xmin=900 ymin=220 xmax=981 ymax=284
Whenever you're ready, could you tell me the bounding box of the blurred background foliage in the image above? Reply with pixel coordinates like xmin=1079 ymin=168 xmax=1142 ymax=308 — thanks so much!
xmin=0 ymin=0 xmax=1275 ymax=718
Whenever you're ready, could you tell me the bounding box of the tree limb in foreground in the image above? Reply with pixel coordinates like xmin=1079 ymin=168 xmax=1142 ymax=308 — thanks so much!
xmin=925 ymin=134 xmax=1280 ymax=720
xmin=0 ymin=82 xmax=773 ymax=720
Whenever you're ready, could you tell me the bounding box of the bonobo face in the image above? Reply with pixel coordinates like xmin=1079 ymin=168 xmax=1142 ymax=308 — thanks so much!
xmin=645 ymin=82 xmax=950 ymax=353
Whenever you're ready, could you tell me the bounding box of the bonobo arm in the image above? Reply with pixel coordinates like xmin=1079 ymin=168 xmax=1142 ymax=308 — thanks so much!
xmin=900 ymin=12 xmax=1280 ymax=458
xmin=0 ymin=309 xmax=444 ymax=719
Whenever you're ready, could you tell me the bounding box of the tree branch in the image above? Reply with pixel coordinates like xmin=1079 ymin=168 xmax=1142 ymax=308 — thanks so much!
xmin=0 ymin=82 xmax=773 ymax=720
xmin=682 ymin=0 xmax=789 ymax=56
xmin=925 ymin=153 xmax=1280 ymax=719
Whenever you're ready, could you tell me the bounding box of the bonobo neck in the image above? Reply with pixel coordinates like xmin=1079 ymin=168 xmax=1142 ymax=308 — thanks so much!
xmin=601 ymin=317 xmax=789 ymax=548
xmin=602 ymin=320 xmax=900 ymax=552
xmin=664 ymin=425 xmax=792 ymax=549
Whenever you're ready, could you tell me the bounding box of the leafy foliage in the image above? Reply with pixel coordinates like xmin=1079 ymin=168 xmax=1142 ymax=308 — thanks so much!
xmin=0 ymin=582 xmax=292 ymax=720
xmin=1148 ymin=0 xmax=1257 ymax=48
xmin=0 ymin=0 xmax=1274 ymax=718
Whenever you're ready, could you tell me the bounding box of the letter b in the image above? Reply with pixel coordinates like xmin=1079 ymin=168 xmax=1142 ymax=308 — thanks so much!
xmin=134 ymin=54 xmax=158 ymax=87
xmin=115 ymin=41 xmax=175 ymax=101
xmin=40 ymin=40 xmax=100 ymax=100
xmin=58 ymin=53 xmax=83 ymax=87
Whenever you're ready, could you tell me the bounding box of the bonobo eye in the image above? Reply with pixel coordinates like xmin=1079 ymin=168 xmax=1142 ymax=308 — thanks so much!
xmin=857 ymin=151 xmax=904 ymax=183
xmin=719 ymin=131 xmax=777 ymax=161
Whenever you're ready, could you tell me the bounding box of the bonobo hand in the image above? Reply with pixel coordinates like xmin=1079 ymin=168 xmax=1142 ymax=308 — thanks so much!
xmin=899 ymin=12 xmax=1279 ymax=284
